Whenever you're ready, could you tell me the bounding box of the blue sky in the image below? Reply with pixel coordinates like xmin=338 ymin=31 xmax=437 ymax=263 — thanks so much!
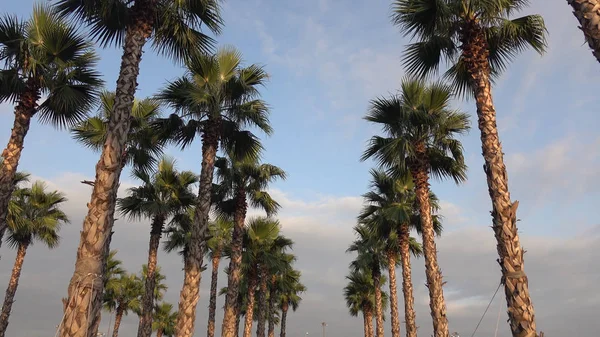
xmin=1 ymin=1 xmax=600 ymax=337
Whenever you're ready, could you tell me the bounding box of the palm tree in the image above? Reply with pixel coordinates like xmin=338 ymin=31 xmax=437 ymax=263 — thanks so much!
xmin=53 ymin=1 xmax=222 ymax=334
xmin=362 ymin=79 xmax=469 ymax=337
xmin=139 ymin=264 xmax=168 ymax=304
xmin=104 ymin=274 xmax=143 ymax=337
xmin=103 ymin=251 xmax=126 ymax=337
xmin=344 ymin=269 xmax=388 ymax=337
xmin=267 ymin=254 xmax=295 ymax=337
xmin=72 ymin=91 xmax=166 ymax=173
xmin=212 ymin=154 xmax=285 ymax=337
xmin=118 ymin=157 xmax=196 ymax=337
xmin=0 ymin=4 xmax=101 ymax=252
xmin=0 ymin=181 xmax=68 ymax=337
xmin=152 ymin=303 xmax=177 ymax=337
xmin=153 ymin=46 xmax=271 ymax=337
xmin=219 ymin=267 xmax=249 ymax=337
xmin=568 ymin=0 xmax=600 ymax=63
xmin=276 ymin=267 xmax=305 ymax=337
xmin=392 ymin=3 xmax=546 ymax=335
xmin=207 ymin=218 xmax=234 ymax=337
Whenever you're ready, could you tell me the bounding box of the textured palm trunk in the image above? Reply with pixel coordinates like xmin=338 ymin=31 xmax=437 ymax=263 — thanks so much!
xmin=112 ymin=306 xmax=125 ymax=337
xmin=411 ymin=149 xmax=448 ymax=337
xmin=156 ymin=329 xmax=163 ymax=337
xmin=279 ymin=304 xmax=288 ymax=337
xmin=243 ymin=270 xmax=258 ymax=337
xmin=256 ymin=266 xmax=268 ymax=337
xmin=60 ymin=2 xmax=155 ymax=337
xmin=461 ymin=22 xmax=537 ymax=337
xmin=267 ymin=277 xmax=276 ymax=337
xmin=386 ymin=251 xmax=400 ymax=337
xmin=207 ymin=248 xmax=222 ymax=337
xmin=0 ymin=242 xmax=28 ymax=337
xmin=568 ymin=0 xmax=600 ymax=63
xmin=138 ymin=216 xmax=165 ymax=337
xmin=365 ymin=308 xmax=374 ymax=337
xmin=398 ymin=224 xmax=416 ymax=337
xmin=373 ymin=270 xmax=384 ymax=337
xmin=0 ymin=79 xmax=39 ymax=254
xmin=221 ymin=189 xmax=247 ymax=337
xmin=362 ymin=311 xmax=369 ymax=337
xmin=176 ymin=118 xmax=220 ymax=337
xmin=234 ymin=307 xmax=241 ymax=337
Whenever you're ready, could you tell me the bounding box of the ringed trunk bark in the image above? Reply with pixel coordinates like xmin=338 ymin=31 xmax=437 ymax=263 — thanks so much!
xmin=386 ymin=251 xmax=400 ymax=337
xmin=137 ymin=216 xmax=165 ymax=337
xmin=0 ymin=79 xmax=39 ymax=253
xmin=267 ymin=278 xmax=276 ymax=337
xmin=461 ymin=22 xmax=537 ymax=337
xmin=362 ymin=311 xmax=369 ymax=337
xmin=234 ymin=305 xmax=241 ymax=337
xmin=112 ymin=306 xmax=125 ymax=337
xmin=220 ymin=189 xmax=247 ymax=337
xmin=176 ymin=118 xmax=220 ymax=337
xmin=156 ymin=329 xmax=163 ymax=337
xmin=568 ymin=0 xmax=600 ymax=63
xmin=60 ymin=2 xmax=156 ymax=337
xmin=207 ymin=249 xmax=222 ymax=337
xmin=365 ymin=308 xmax=374 ymax=337
xmin=399 ymin=224 xmax=417 ymax=337
xmin=279 ymin=305 xmax=288 ymax=337
xmin=373 ymin=271 xmax=384 ymax=337
xmin=243 ymin=270 xmax=258 ymax=337
xmin=256 ymin=266 xmax=268 ymax=337
xmin=0 ymin=242 xmax=29 ymax=337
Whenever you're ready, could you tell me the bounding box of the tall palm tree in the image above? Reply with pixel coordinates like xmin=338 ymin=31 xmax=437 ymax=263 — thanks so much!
xmin=154 ymin=46 xmax=271 ymax=337
xmin=102 ymin=250 xmax=126 ymax=337
xmin=276 ymin=267 xmax=305 ymax=337
xmin=104 ymin=274 xmax=143 ymax=337
xmin=392 ymin=3 xmax=546 ymax=336
xmin=139 ymin=264 xmax=168 ymax=304
xmin=118 ymin=157 xmax=196 ymax=337
xmin=212 ymin=154 xmax=285 ymax=337
xmin=568 ymin=0 xmax=600 ymax=63
xmin=0 ymin=5 xmax=101 ymax=252
xmin=53 ymin=1 xmax=222 ymax=334
xmin=362 ymin=79 xmax=469 ymax=337
xmin=343 ymin=269 xmax=388 ymax=337
xmin=0 ymin=181 xmax=68 ymax=337
xmin=267 ymin=254 xmax=295 ymax=337
xmin=219 ymin=267 xmax=249 ymax=337
xmin=152 ymin=303 xmax=177 ymax=337
xmin=207 ymin=218 xmax=234 ymax=337
xmin=72 ymin=91 xmax=166 ymax=173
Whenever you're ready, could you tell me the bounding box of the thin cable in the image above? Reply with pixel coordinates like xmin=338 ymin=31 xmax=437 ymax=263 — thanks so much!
xmin=470 ymin=282 xmax=502 ymax=337
xmin=494 ymin=291 xmax=503 ymax=337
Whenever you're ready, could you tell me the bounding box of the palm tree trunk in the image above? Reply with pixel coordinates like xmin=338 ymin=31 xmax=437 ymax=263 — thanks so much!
xmin=138 ymin=216 xmax=165 ymax=337
xmin=279 ymin=304 xmax=288 ymax=337
xmin=112 ymin=306 xmax=125 ymax=337
xmin=156 ymin=329 xmax=163 ymax=337
xmin=176 ymin=118 xmax=220 ymax=337
xmin=411 ymin=152 xmax=448 ymax=337
xmin=207 ymin=248 xmax=222 ymax=337
xmin=60 ymin=2 xmax=156 ymax=337
xmin=386 ymin=251 xmax=400 ymax=337
xmin=267 ymin=278 xmax=276 ymax=337
xmin=0 ymin=242 xmax=28 ymax=337
xmin=399 ymin=224 xmax=417 ymax=337
xmin=463 ymin=27 xmax=537 ymax=337
xmin=568 ymin=0 xmax=600 ymax=63
xmin=0 ymin=79 xmax=39 ymax=253
xmin=362 ymin=311 xmax=369 ymax=337
xmin=373 ymin=270 xmax=384 ymax=337
xmin=365 ymin=308 xmax=374 ymax=337
xmin=235 ymin=307 xmax=241 ymax=337
xmin=243 ymin=270 xmax=258 ymax=337
xmin=221 ymin=189 xmax=247 ymax=337
xmin=256 ymin=266 xmax=268 ymax=337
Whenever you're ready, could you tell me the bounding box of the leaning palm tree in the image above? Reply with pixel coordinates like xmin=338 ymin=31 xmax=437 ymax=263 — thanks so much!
xmin=118 ymin=157 xmax=197 ymax=337
xmin=103 ymin=274 xmax=143 ymax=337
xmin=344 ymin=269 xmax=388 ymax=337
xmin=53 ymin=1 xmax=222 ymax=334
xmin=212 ymin=153 xmax=285 ymax=337
xmin=152 ymin=303 xmax=177 ymax=337
xmin=278 ymin=271 xmax=306 ymax=337
xmin=206 ymin=218 xmax=234 ymax=337
xmin=0 ymin=4 xmax=101 ymax=252
xmin=153 ymin=46 xmax=271 ymax=337
xmin=392 ymin=3 xmax=546 ymax=336
xmin=568 ymin=0 xmax=600 ymax=63
xmin=362 ymin=79 xmax=469 ymax=337
xmin=0 ymin=181 xmax=68 ymax=337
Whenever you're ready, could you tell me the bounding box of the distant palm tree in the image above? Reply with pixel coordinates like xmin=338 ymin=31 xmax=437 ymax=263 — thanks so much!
xmin=277 ymin=269 xmax=306 ymax=337
xmin=102 ymin=251 xmax=126 ymax=337
xmin=118 ymin=157 xmax=196 ymax=337
xmin=139 ymin=264 xmax=168 ymax=305
xmin=344 ymin=269 xmax=388 ymax=337
xmin=104 ymin=274 xmax=143 ymax=337
xmin=267 ymin=254 xmax=300 ymax=337
xmin=0 ymin=4 xmax=101 ymax=253
xmin=363 ymin=79 xmax=469 ymax=337
xmin=152 ymin=303 xmax=177 ymax=337
xmin=568 ymin=0 xmax=600 ymax=63
xmin=0 ymin=181 xmax=68 ymax=337
xmin=207 ymin=219 xmax=234 ymax=337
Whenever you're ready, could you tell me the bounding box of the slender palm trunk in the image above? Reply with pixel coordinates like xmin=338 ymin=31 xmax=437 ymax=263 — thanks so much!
xmin=461 ymin=24 xmax=537 ymax=337
xmin=156 ymin=329 xmax=163 ymax=337
xmin=138 ymin=216 xmax=165 ymax=337
xmin=365 ymin=308 xmax=374 ymax=337
xmin=221 ymin=189 xmax=247 ymax=337
xmin=207 ymin=248 xmax=222 ymax=337
xmin=386 ymin=251 xmax=400 ymax=337
xmin=176 ymin=118 xmax=220 ymax=337
xmin=243 ymin=270 xmax=258 ymax=337
xmin=267 ymin=278 xmax=276 ymax=337
xmin=399 ymin=224 xmax=416 ymax=337
xmin=411 ymin=150 xmax=448 ymax=337
xmin=112 ymin=306 xmax=125 ymax=337
xmin=256 ymin=266 xmax=268 ymax=337
xmin=279 ymin=304 xmax=288 ymax=337
xmin=0 ymin=242 xmax=28 ymax=337
xmin=568 ymin=0 xmax=600 ymax=63
xmin=60 ymin=3 xmax=156 ymax=337
xmin=0 ymin=79 xmax=39 ymax=253
xmin=362 ymin=311 xmax=369 ymax=337
xmin=373 ymin=270 xmax=384 ymax=337
xmin=234 ymin=307 xmax=241 ymax=337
